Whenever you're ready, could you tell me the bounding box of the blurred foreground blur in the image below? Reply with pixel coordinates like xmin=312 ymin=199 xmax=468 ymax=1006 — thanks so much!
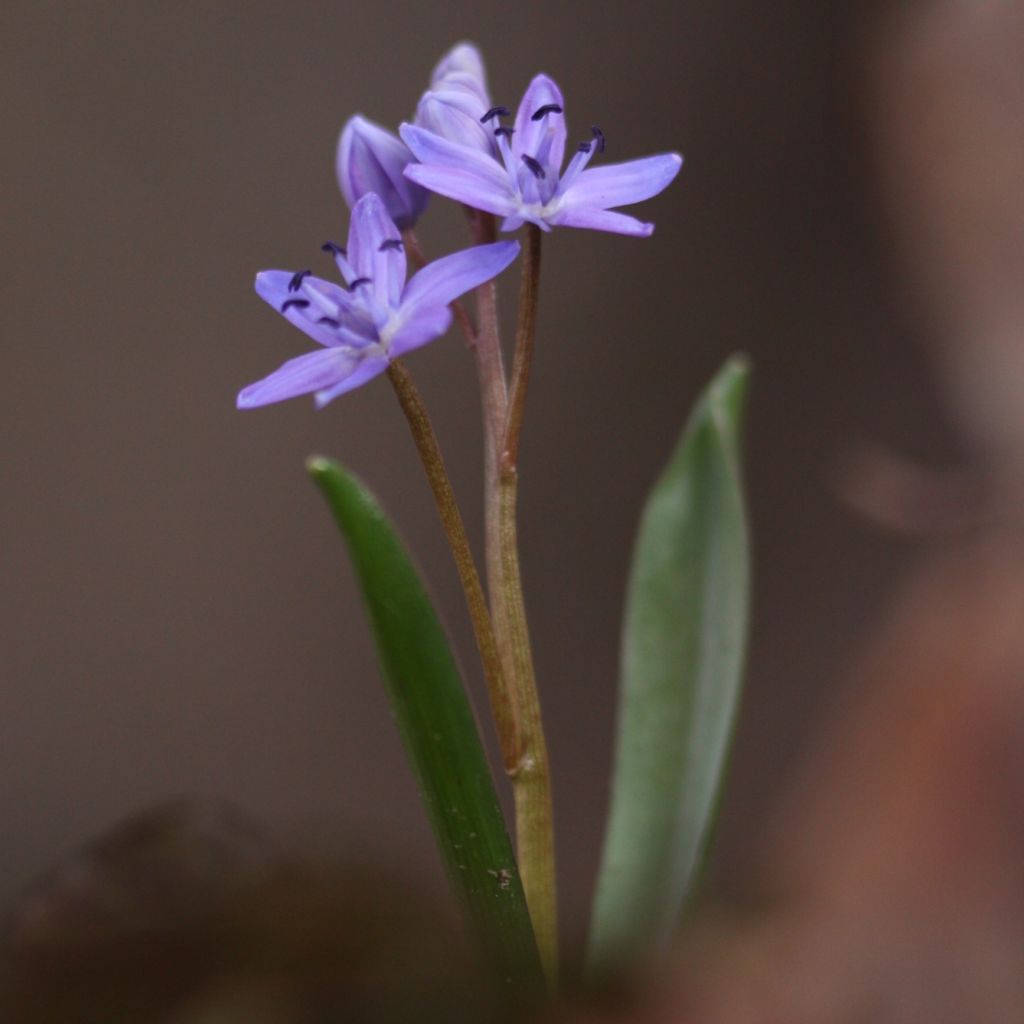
xmin=643 ymin=3 xmax=1024 ymax=1021
xmin=0 ymin=800 xmax=509 ymax=1024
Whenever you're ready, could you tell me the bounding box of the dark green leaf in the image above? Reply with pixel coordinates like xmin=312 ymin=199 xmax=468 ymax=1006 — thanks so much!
xmin=307 ymin=457 xmax=543 ymax=993
xmin=587 ymin=356 xmax=751 ymax=978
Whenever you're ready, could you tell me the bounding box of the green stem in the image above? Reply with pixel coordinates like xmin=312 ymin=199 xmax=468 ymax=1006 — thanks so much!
xmin=385 ymin=360 xmax=520 ymax=771
xmin=499 ymin=225 xmax=557 ymax=980
xmin=499 ymin=467 xmax=557 ymax=981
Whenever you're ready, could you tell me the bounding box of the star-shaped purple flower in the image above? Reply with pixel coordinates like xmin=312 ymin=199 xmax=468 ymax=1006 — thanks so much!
xmin=239 ymin=193 xmax=520 ymax=409
xmin=400 ymin=74 xmax=683 ymax=237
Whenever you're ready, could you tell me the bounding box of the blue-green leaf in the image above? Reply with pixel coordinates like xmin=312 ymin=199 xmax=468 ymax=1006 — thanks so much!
xmin=307 ymin=457 xmax=543 ymax=993
xmin=587 ymin=356 xmax=751 ymax=978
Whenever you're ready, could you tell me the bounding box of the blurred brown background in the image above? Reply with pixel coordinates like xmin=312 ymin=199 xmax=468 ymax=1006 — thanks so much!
xmin=3 ymin=0 xmax=1019 ymax=983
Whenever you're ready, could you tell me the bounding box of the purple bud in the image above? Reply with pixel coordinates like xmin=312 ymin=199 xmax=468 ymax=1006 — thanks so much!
xmin=429 ymin=41 xmax=489 ymax=105
xmin=414 ymin=42 xmax=496 ymax=155
xmin=336 ymin=115 xmax=428 ymax=230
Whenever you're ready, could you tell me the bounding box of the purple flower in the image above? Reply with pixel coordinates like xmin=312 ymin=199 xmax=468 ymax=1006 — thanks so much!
xmin=239 ymin=194 xmax=519 ymax=409
xmin=337 ymin=115 xmax=428 ymax=230
xmin=401 ymin=74 xmax=683 ymax=237
xmin=414 ymin=42 xmax=496 ymax=156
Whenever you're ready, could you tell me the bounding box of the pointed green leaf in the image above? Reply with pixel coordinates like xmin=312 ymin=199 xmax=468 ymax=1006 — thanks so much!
xmin=587 ymin=356 xmax=751 ymax=978
xmin=308 ymin=457 xmax=543 ymax=992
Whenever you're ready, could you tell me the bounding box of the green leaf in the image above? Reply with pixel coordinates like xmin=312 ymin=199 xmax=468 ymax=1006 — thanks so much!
xmin=307 ymin=457 xmax=543 ymax=993
xmin=587 ymin=356 xmax=751 ymax=978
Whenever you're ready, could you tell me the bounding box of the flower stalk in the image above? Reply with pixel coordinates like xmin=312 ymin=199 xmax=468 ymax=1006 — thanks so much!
xmin=466 ymin=219 xmax=557 ymax=981
xmin=504 ymin=225 xmax=542 ymax=469
xmin=465 ymin=210 xmax=512 ymax=686
xmin=497 ymin=226 xmax=556 ymax=980
xmin=385 ymin=359 xmax=520 ymax=770
xmin=399 ymin=215 xmax=556 ymax=978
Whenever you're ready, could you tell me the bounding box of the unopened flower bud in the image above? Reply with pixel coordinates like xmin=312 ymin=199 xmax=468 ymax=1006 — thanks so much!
xmin=414 ymin=42 xmax=496 ymax=155
xmin=429 ymin=41 xmax=489 ymax=105
xmin=336 ymin=115 xmax=428 ymax=230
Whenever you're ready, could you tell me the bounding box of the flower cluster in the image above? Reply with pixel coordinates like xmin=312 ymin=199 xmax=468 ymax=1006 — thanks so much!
xmin=240 ymin=42 xmax=682 ymax=408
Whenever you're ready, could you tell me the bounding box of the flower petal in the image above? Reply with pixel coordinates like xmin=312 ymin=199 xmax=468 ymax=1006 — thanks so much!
xmin=388 ymin=305 xmax=453 ymax=359
xmin=313 ymin=355 xmax=390 ymax=407
xmin=347 ymin=193 xmax=406 ymax=310
xmin=255 ymin=271 xmax=369 ymax=348
xmin=400 ymin=241 xmax=520 ymax=318
xmin=549 ymin=206 xmax=655 ymax=237
xmin=404 ymin=163 xmax=517 ymax=217
xmin=415 ymin=89 xmax=495 ymax=154
xmin=513 ymin=74 xmax=566 ymax=173
xmin=237 ymin=348 xmax=371 ymax=408
xmin=559 ymin=153 xmax=683 ymax=210
xmin=400 ymin=124 xmax=510 ymax=193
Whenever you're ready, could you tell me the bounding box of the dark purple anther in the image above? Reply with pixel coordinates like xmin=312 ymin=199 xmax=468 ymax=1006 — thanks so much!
xmin=378 ymin=238 xmax=403 ymax=252
xmin=280 ymin=298 xmax=310 ymax=312
xmin=349 ymin=277 xmax=371 ymax=289
xmin=522 ymin=154 xmax=546 ymax=179
xmin=317 ymin=316 xmax=340 ymax=328
xmin=531 ymin=103 xmax=563 ymax=121
xmin=321 ymin=241 xmax=346 ymax=256
xmin=288 ymin=269 xmax=311 ymax=292
xmin=494 ymin=126 xmax=515 ymax=139
xmin=480 ymin=105 xmax=510 ymax=123
xmin=577 ymin=141 xmax=592 ymax=153
xmin=590 ymin=126 xmax=606 ymax=153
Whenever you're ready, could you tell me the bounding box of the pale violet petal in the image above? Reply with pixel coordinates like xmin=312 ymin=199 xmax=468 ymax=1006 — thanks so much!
xmin=419 ymin=86 xmax=483 ymax=120
xmin=513 ymin=74 xmax=566 ymax=173
xmin=404 ymin=163 xmax=517 ymax=217
xmin=549 ymin=206 xmax=655 ymax=237
xmin=400 ymin=124 xmax=510 ymax=193
xmin=400 ymin=241 xmax=520 ymax=318
xmin=501 ymin=215 xmax=525 ymax=232
xmin=388 ymin=306 xmax=453 ymax=359
xmin=559 ymin=153 xmax=683 ymax=210
xmin=256 ymin=271 xmax=353 ymax=348
xmin=313 ymin=355 xmax=390 ymax=407
xmin=346 ymin=193 xmax=406 ymax=309
xmin=238 ymin=349 xmax=364 ymax=408
xmin=415 ymin=90 xmax=495 ymax=154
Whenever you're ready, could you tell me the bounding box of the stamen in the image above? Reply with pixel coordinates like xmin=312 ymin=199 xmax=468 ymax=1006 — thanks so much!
xmin=522 ymin=154 xmax=546 ymax=179
xmin=348 ymin=277 xmax=371 ymax=289
xmin=494 ymin=128 xmax=519 ymax=183
xmin=281 ymin=298 xmax=310 ymax=313
xmin=531 ymin=103 xmax=563 ymax=121
xmin=317 ymin=316 xmax=340 ymax=328
xmin=480 ymin=105 xmax=510 ymax=123
xmin=494 ymin=126 xmax=515 ymax=139
xmin=287 ymin=269 xmax=311 ymax=292
xmin=321 ymin=241 xmax=346 ymax=256
xmin=590 ymin=126 xmax=606 ymax=153
xmin=378 ymin=238 xmax=403 ymax=252
xmin=559 ymin=139 xmax=595 ymax=192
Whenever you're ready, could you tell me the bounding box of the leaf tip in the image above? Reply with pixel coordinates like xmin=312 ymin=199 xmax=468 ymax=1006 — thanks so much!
xmin=707 ymin=354 xmax=751 ymax=442
xmin=305 ymin=454 xmax=335 ymax=478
